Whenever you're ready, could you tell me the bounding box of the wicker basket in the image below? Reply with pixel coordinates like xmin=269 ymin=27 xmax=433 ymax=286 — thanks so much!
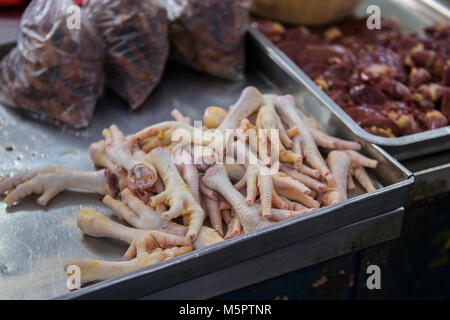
xmin=251 ymin=0 xmax=362 ymax=26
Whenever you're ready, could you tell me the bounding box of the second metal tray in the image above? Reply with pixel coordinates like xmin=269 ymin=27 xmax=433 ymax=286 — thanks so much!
xmin=251 ymin=0 xmax=450 ymax=160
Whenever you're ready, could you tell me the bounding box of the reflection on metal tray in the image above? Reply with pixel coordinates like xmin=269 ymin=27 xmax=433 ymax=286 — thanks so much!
xmin=251 ymin=0 xmax=450 ymax=161
xmin=0 ymin=33 xmax=412 ymax=299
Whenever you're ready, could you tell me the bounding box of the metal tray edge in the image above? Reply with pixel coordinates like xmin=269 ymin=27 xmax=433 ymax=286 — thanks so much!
xmin=420 ymin=0 xmax=450 ymax=19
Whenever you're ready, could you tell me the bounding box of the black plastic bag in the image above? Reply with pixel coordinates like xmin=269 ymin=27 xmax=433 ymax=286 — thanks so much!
xmin=0 ymin=0 xmax=104 ymax=128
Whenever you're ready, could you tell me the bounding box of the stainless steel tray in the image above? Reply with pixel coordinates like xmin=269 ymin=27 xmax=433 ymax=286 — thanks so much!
xmin=0 ymin=33 xmax=413 ymax=299
xmin=251 ymin=0 xmax=450 ymax=161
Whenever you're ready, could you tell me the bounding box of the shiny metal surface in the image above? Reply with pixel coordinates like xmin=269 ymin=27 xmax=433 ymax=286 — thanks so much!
xmin=252 ymin=0 xmax=450 ymax=160
xmin=0 ymin=34 xmax=412 ymax=299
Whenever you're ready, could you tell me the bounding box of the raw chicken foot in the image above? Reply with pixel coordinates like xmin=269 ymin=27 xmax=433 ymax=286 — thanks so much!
xmin=274 ymin=95 xmax=334 ymax=186
xmin=146 ymin=147 xmax=205 ymax=241
xmin=104 ymin=189 xmax=222 ymax=249
xmin=103 ymin=125 xmax=157 ymax=190
xmin=0 ymin=167 xmax=116 ymax=207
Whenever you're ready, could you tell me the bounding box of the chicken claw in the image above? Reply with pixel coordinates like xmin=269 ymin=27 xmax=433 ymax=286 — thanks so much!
xmin=89 ymin=139 xmax=128 ymax=190
xmin=280 ymin=163 xmax=329 ymax=192
xmin=232 ymin=140 xmax=275 ymax=218
xmin=274 ymin=95 xmax=334 ymax=186
xmin=217 ymin=86 xmax=263 ymax=131
xmin=353 ymin=167 xmax=376 ymax=192
xmin=75 ymin=208 xmax=191 ymax=260
xmin=172 ymin=146 xmax=201 ymax=203
xmin=323 ymin=151 xmax=352 ymax=205
xmin=104 ymin=191 xmax=168 ymax=231
xmin=224 ymin=210 xmax=242 ymax=239
xmin=307 ymin=126 xmax=361 ymax=151
xmin=146 ymin=147 xmax=205 ymax=241
xmin=104 ymin=190 xmax=222 ymax=249
xmin=256 ymin=94 xmax=295 ymax=149
xmin=255 ymin=95 xmax=303 ymax=168
xmin=345 ymin=150 xmax=378 ymax=168
xmin=203 ymin=164 xmax=268 ymax=233
xmin=203 ymin=196 xmax=224 ymax=237
xmin=64 ymin=246 xmax=192 ymax=287
xmin=171 ymin=109 xmax=191 ymax=124
xmin=0 ymin=167 xmax=116 ymax=207
xmin=103 ymin=125 xmax=157 ymax=190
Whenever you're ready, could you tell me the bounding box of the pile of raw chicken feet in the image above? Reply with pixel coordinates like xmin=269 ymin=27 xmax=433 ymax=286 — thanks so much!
xmin=0 ymin=87 xmax=378 ymax=288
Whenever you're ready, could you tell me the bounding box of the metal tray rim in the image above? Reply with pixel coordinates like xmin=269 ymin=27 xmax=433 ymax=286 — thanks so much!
xmin=420 ymin=0 xmax=450 ymax=19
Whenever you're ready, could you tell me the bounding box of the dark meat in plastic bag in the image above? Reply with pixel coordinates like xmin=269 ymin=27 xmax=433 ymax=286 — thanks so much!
xmin=86 ymin=0 xmax=169 ymax=110
xmin=0 ymin=0 xmax=104 ymax=128
xmin=163 ymin=0 xmax=249 ymax=80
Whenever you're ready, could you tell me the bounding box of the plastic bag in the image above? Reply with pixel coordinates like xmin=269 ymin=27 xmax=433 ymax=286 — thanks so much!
xmin=163 ymin=0 xmax=249 ymax=80
xmin=86 ymin=0 xmax=169 ymax=110
xmin=0 ymin=0 xmax=104 ymax=128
